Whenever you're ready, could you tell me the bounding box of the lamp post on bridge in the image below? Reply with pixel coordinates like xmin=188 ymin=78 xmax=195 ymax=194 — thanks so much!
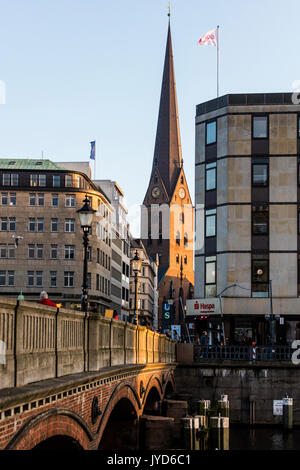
xmin=131 ymin=250 xmax=142 ymax=325
xmin=77 ymin=195 xmax=96 ymax=312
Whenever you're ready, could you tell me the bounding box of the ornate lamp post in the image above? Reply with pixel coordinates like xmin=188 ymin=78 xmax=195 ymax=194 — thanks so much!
xmin=77 ymin=195 xmax=96 ymax=312
xmin=131 ymin=250 xmax=142 ymax=325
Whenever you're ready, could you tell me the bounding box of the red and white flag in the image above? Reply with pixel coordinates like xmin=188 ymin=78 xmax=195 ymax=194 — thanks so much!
xmin=198 ymin=28 xmax=217 ymax=46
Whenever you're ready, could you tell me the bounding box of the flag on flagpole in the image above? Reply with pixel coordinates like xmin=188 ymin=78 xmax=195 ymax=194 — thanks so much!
xmin=198 ymin=28 xmax=217 ymax=46
xmin=90 ymin=141 xmax=96 ymax=160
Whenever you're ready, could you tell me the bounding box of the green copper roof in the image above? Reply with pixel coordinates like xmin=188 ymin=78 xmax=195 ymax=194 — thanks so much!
xmin=0 ymin=159 xmax=64 ymax=171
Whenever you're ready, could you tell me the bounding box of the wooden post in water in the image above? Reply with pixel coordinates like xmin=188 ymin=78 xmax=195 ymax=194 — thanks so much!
xmin=181 ymin=417 xmax=194 ymax=449
xmin=282 ymin=396 xmax=293 ymax=430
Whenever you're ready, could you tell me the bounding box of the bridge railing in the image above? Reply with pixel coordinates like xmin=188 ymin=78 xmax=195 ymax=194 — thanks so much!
xmin=194 ymin=344 xmax=293 ymax=362
xmin=0 ymin=298 xmax=176 ymax=389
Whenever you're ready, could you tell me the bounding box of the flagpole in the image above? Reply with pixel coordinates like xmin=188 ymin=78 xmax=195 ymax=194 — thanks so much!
xmin=217 ymin=25 xmax=220 ymax=97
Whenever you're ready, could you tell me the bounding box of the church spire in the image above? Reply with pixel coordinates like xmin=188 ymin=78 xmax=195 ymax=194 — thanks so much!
xmin=151 ymin=22 xmax=182 ymax=197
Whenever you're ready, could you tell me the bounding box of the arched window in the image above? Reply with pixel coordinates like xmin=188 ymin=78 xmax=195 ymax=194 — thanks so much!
xmin=184 ymin=233 xmax=188 ymax=247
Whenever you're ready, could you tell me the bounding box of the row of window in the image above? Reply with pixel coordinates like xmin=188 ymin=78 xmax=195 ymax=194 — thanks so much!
xmin=204 ymin=205 xmax=275 ymax=238
xmin=1 ymin=173 xmax=89 ymax=189
xmin=205 ymin=160 xmax=270 ymax=192
xmin=0 ymin=217 xmax=76 ymax=233
xmin=0 ymin=270 xmax=110 ymax=293
xmin=205 ymin=115 xmax=300 ymax=145
xmin=204 ymin=254 xmax=271 ymax=298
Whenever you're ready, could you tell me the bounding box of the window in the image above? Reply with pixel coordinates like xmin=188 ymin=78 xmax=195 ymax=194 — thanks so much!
xmin=253 ymin=116 xmax=268 ymax=138
xmin=65 ymin=219 xmax=75 ymax=232
xmin=8 ymin=245 xmax=15 ymax=258
xmin=8 ymin=271 xmax=14 ymax=286
xmin=1 ymin=193 xmax=8 ymax=205
xmin=27 ymin=271 xmax=34 ymax=287
xmin=205 ymin=209 xmax=216 ymax=237
xmin=37 ymin=245 xmax=43 ymax=259
xmin=51 ymin=218 xmax=58 ymax=232
xmin=36 ymin=271 xmax=43 ymax=287
xmin=96 ymin=274 xmax=100 ymax=291
xmin=0 ymin=246 xmax=6 ymax=258
xmin=176 ymin=254 xmax=179 ymax=263
xmin=65 ymin=175 xmax=73 ymax=187
xmin=11 ymin=174 xmax=19 ymax=186
xmin=206 ymin=162 xmax=217 ymax=191
xmin=29 ymin=193 xmax=36 ymax=206
xmin=252 ymin=205 xmax=269 ymax=234
xmin=252 ymin=161 xmax=268 ymax=186
xmin=2 ymin=174 xmax=10 ymax=186
xmin=37 ymin=218 xmax=44 ymax=232
xmin=206 ymin=121 xmax=217 ymax=145
xmin=184 ymin=255 xmax=187 ymax=264
xmin=66 ymin=194 xmax=76 ymax=207
xmin=97 ymin=248 xmax=100 ymax=264
xmin=38 ymin=193 xmax=44 ymax=206
xmin=65 ymin=245 xmax=75 ymax=259
xmin=9 ymin=218 xmax=16 ymax=231
xmin=205 ymin=256 xmax=216 ymax=297
xmin=0 ymin=271 xmax=5 ymax=286
xmin=39 ymin=175 xmax=46 ymax=187
xmin=10 ymin=193 xmax=16 ymax=206
xmin=50 ymin=271 xmax=57 ymax=288
xmin=64 ymin=271 xmax=74 ymax=287
xmin=52 ymin=194 xmax=59 ymax=206
xmin=1 ymin=218 xmax=7 ymax=231
xmin=30 ymin=174 xmax=38 ymax=187
xmin=28 ymin=245 xmax=35 ymax=259
xmin=87 ymin=246 xmax=92 ymax=261
xmin=51 ymin=245 xmax=58 ymax=259
xmin=252 ymin=254 xmax=269 ymax=297
xmin=176 ymin=231 xmax=180 ymax=246
xmin=53 ymin=175 xmax=60 ymax=187
xmin=87 ymin=273 xmax=91 ymax=289
xmin=29 ymin=218 xmax=36 ymax=232
xmin=184 ymin=233 xmax=188 ymax=247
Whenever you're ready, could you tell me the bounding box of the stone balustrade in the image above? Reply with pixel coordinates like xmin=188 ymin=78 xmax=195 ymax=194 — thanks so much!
xmin=0 ymin=298 xmax=176 ymax=389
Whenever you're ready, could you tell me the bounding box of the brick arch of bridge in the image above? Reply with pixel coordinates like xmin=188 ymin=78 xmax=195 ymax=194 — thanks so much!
xmin=163 ymin=372 xmax=176 ymax=398
xmin=96 ymin=381 xmax=142 ymax=447
xmin=141 ymin=375 xmax=163 ymax=410
xmin=5 ymin=408 xmax=94 ymax=450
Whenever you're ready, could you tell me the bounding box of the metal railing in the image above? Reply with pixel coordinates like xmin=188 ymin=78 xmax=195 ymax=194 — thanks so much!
xmin=194 ymin=345 xmax=293 ymax=362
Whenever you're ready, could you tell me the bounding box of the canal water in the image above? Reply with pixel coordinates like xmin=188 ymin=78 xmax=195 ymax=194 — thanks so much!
xmin=229 ymin=427 xmax=300 ymax=450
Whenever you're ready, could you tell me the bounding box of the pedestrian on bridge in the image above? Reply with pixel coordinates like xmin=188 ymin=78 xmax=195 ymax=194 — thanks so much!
xmin=39 ymin=291 xmax=58 ymax=308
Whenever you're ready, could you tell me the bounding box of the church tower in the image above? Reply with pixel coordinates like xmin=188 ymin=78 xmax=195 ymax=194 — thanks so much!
xmin=141 ymin=20 xmax=194 ymax=330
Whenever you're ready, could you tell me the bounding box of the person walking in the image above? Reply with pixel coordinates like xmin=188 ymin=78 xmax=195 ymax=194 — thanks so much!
xmin=39 ymin=291 xmax=57 ymax=308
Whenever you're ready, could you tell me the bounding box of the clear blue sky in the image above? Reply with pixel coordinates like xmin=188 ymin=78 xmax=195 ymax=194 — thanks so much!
xmin=0 ymin=0 xmax=300 ymax=235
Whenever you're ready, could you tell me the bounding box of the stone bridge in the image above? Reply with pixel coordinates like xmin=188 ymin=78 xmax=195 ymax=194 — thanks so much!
xmin=0 ymin=299 xmax=176 ymax=450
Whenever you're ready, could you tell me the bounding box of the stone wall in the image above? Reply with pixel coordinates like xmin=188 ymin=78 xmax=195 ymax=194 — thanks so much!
xmin=175 ymin=363 xmax=300 ymax=425
xmin=0 ymin=297 xmax=176 ymax=389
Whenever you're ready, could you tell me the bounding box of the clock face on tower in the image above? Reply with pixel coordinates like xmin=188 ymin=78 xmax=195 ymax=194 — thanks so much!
xmin=178 ymin=187 xmax=186 ymax=199
xmin=151 ymin=186 xmax=160 ymax=199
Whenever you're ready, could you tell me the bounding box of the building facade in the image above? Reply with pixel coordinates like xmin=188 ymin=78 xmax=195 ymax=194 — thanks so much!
xmin=141 ymin=23 xmax=194 ymax=331
xmin=129 ymin=239 xmax=159 ymax=328
xmin=94 ymin=180 xmax=130 ymax=321
xmin=194 ymin=92 xmax=300 ymax=345
xmin=0 ymin=158 xmax=112 ymax=313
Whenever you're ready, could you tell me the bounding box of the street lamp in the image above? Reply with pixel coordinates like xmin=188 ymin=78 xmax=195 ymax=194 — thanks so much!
xmin=77 ymin=194 xmax=96 ymax=312
xmin=131 ymin=250 xmax=142 ymax=325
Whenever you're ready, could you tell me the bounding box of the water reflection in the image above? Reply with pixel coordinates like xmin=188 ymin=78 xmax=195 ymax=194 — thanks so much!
xmin=230 ymin=427 xmax=300 ymax=450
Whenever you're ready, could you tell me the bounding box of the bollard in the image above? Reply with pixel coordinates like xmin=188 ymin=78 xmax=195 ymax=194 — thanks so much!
xmin=209 ymin=416 xmax=230 ymax=450
xmin=181 ymin=417 xmax=194 ymax=450
xmin=194 ymin=415 xmax=208 ymax=450
xmin=197 ymin=400 xmax=211 ymax=426
xmin=193 ymin=416 xmax=200 ymax=450
xmin=220 ymin=417 xmax=229 ymax=450
xmin=217 ymin=395 xmax=229 ymax=418
xmin=209 ymin=417 xmax=221 ymax=450
xmin=282 ymin=396 xmax=293 ymax=430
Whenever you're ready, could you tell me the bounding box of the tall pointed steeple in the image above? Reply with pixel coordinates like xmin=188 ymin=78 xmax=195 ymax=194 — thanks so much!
xmin=150 ymin=22 xmax=182 ymax=198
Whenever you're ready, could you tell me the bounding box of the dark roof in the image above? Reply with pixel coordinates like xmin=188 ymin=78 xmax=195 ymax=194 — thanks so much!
xmin=150 ymin=23 xmax=182 ymax=197
xmin=158 ymin=266 xmax=168 ymax=287
xmin=196 ymin=93 xmax=295 ymax=116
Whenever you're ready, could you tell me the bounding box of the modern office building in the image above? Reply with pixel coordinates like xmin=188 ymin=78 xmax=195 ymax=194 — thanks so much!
xmin=94 ymin=180 xmax=130 ymax=321
xmin=193 ymin=93 xmax=300 ymax=345
xmin=0 ymin=158 xmax=112 ymax=313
